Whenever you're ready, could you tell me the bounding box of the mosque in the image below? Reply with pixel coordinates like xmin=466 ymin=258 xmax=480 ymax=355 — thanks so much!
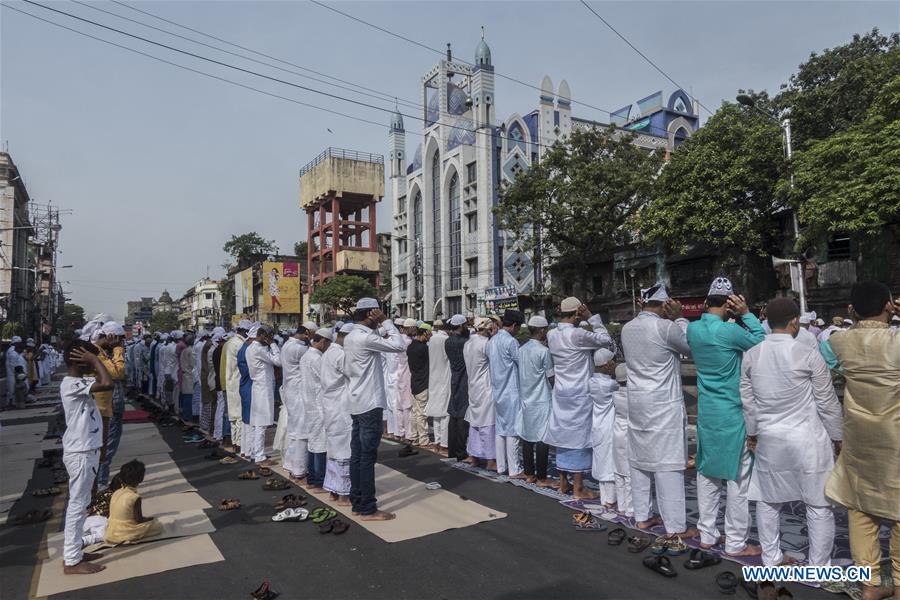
xmin=388 ymin=34 xmax=700 ymax=320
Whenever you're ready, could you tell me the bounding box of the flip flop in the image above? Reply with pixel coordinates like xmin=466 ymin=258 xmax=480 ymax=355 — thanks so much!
xmin=272 ymin=507 xmax=308 ymax=522
xmin=219 ymin=456 xmax=238 ymax=465
xmin=650 ymin=535 xmax=671 ymax=555
xmin=311 ymin=507 xmax=337 ymax=524
xmin=684 ymin=548 xmax=722 ymax=569
xmin=251 ymin=580 xmax=278 ymax=600
xmin=331 ymin=519 xmax=349 ymax=535
xmin=607 ymin=528 xmax=627 ymax=546
xmin=572 ymin=511 xmax=592 ymax=526
xmin=258 ymin=467 xmax=273 ymax=477
xmin=238 ymin=470 xmax=259 ymax=480
xmin=318 ymin=521 xmax=334 ymax=534
xmin=716 ymin=571 xmax=738 ymax=595
xmin=665 ymin=535 xmax=689 ymax=556
xmin=643 ymin=554 xmax=677 ymax=578
xmin=627 ymin=535 xmax=652 ymax=553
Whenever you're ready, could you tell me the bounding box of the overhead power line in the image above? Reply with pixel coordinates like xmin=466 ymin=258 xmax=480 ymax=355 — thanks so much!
xmin=578 ymin=0 xmax=714 ymax=116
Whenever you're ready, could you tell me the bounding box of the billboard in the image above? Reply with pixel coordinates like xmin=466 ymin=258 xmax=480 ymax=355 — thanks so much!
xmin=235 ymin=268 xmax=253 ymax=314
xmin=262 ymin=261 xmax=300 ymax=314
xmin=481 ymin=284 xmax=519 ymax=315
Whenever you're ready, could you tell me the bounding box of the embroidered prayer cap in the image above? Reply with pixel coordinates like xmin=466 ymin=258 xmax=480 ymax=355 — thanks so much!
xmin=10 ymin=335 xmax=22 ymax=343
xmin=799 ymin=312 xmax=814 ymax=324
xmin=170 ymin=330 xmax=184 ymax=340
xmin=356 ymin=297 xmax=379 ymax=310
xmin=339 ymin=323 xmax=355 ymax=334
xmin=302 ymin=321 xmax=318 ymax=332
xmin=403 ymin=318 xmax=417 ymax=328
xmin=527 ymin=315 xmax=549 ymax=328
xmin=449 ymin=314 xmax=467 ymax=327
xmin=615 ymin=363 xmax=628 ymax=383
xmin=474 ymin=317 xmax=493 ymax=331
xmin=640 ymin=282 xmax=670 ymax=303
xmin=335 ymin=321 xmax=345 ymax=330
xmin=393 ymin=318 xmax=406 ymax=326
xmin=560 ymin=297 xmax=581 ymax=312
xmin=315 ymin=327 xmax=333 ymax=341
xmin=418 ymin=322 xmax=433 ymax=332
xmin=247 ymin=323 xmax=262 ymax=338
xmin=433 ymin=319 xmax=444 ymax=328
xmin=842 ymin=318 xmax=854 ymax=326
xmin=708 ymin=276 xmax=734 ymax=298
xmin=212 ymin=326 xmax=226 ymax=337
xmin=593 ymin=348 xmax=615 ymax=366
xmin=237 ymin=319 xmax=253 ymax=331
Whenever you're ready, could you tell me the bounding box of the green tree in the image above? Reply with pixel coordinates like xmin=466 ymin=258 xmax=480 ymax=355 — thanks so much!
xmin=790 ymin=76 xmax=900 ymax=245
xmin=149 ymin=311 xmax=180 ymax=333
xmin=494 ymin=127 xmax=663 ymax=278
xmin=62 ymin=304 xmax=85 ymax=329
xmin=2 ymin=321 xmax=24 ymax=340
xmin=309 ymin=274 xmax=376 ymax=317
xmin=223 ymin=232 xmax=277 ymax=264
xmin=218 ymin=275 xmax=236 ymax=321
xmin=639 ymin=101 xmax=786 ymax=255
xmin=776 ymin=29 xmax=900 ymax=149
xmin=293 ymin=241 xmax=308 ymax=260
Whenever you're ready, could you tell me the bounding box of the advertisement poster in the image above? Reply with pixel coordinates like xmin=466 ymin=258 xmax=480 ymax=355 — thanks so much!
xmin=262 ymin=261 xmax=300 ymax=314
xmin=482 ymin=284 xmax=519 ymax=315
xmin=234 ymin=268 xmax=253 ymax=314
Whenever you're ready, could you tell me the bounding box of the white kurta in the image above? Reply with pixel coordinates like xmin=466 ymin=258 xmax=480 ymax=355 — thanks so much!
xmin=612 ymin=386 xmax=631 ymax=475
xmin=487 ymin=329 xmax=520 ymax=436
xmin=796 ymin=327 xmax=819 ymax=351
xmin=516 ymin=339 xmax=554 ymax=442
xmin=620 ymin=311 xmax=691 ymax=472
xmin=222 ymin=334 xmax=246 ymax=417
xmin=280 ymin=337 xmax=308 ymax=440
xmin=740 ymin=333 xmax=843 ymax=505
xmin=590 ymin=373 xmax=619 ymax=481
xmin=247 ymin=341 xmax=281 ymax=426
xmin=299 ymin=347 xmax=326 ymax=453
xmin=382 ymin=351 xmax=399 ymax=412
xmin=424 ymin=331 xmax=451 ymax=418
xmin=542 ymin=315 xmax=616 ymax=449
xmin=320 ymin=343 xmax=352 ymax=460
xmin=463 ymin=334 xmax=494 ymax=428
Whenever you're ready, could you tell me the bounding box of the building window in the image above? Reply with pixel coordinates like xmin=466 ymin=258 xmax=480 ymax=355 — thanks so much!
xmin=431 ymin=153 xmax=442 ymax=298
xmin=413 ymin=191 xmax=423 ymax=299
xmin=204 ymin=293 xmax=213 ymax=300
xmin=827 ymin=235 xmax=852 ymax=260
xmin=591 ymin=276 xmax=603 ymax=296
xmin=398 ymin=274 xmax=408 ymax=293
xmin=466 ymin=162 xmax=477 ymax=184
xmin=397 ymin=195 xmax=406 ymax=215
xmin=448 ymin=172 xmax=462 ymax=290
xmin=467 ymin=258 xmax=478 ymax=279
xmin=467 ymin=213 xmax=478 ymax=233
xmin=446 ymin=296 xmax=461 ymax=315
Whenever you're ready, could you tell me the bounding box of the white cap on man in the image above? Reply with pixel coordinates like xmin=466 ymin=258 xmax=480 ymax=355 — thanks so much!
xmin=593 ymin=348 xmax=615 ymax=366
xmin=403 ymin=318 xmax=417 ymax=329
xmin=356 ymin=297 xmax=379 ymax=310
xmin=708 ymin=276 xmax=734 ymax=297
xmin=527 ymin=315 xmax=548 ymax=328
xmin=449 ymin=314 xmax=467 ymax=327
xmin=640 ymin=283 xmax=670 ymax=303
xmin=315 ymin=327 xmax=334 ymax=341
xmin=560 ymin=297 xmax=581 ymax=312
xmin=474 ymin=317 xmax=492 ymax=331
xmin=339 ymin=323 xmax=354 ymax=335
xmin=238 ymin=319 xmax=253 ymax=331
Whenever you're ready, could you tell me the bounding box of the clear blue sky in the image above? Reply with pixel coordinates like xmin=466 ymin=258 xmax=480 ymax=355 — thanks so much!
xmin=2 ymin=1 xmax=897 ymax=320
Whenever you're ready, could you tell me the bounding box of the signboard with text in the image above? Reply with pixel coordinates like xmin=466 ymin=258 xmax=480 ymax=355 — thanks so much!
xmin=481 ymin=285 xmax=519 ymax=315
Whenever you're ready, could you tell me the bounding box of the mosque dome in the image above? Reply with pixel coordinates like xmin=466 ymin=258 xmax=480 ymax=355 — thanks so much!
xmin=475 ymin=38 xmax=492 ymax=67
xmin=390 ymin=109 xmax=404 ymax=132
xmin=157 ymin=290 xmax=173 ymax=304
xmin=426 ymin=83 xmax=470 ymax=125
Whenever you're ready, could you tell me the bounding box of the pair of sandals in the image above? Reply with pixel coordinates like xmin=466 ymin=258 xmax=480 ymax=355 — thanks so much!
xmin=238 ymin=470 xmax=259 ymax=480
xmin=571 ymin=512 xmax=607 ymax=532
xmin=32 ymin=487 xmax=61 ymax=498
xmin=13 ymin=509 xmax=52 ymax=525
xmin=650 ymin=534 xmax=689 ymax=556
xmin=263 ymin=478 xmax=290 ymax=491
xmin=272 ymin=507 xmax=308 ymax=522
xmin=218 ymin=498 xmax=241 ymax=511
xmin=318 ymin=519 xmax=349 ymax=535
xmin=716 ymin=574 xmax=793 ymax=599
xmin=258 ymin=467 xmax=274 ymax=477
xmin=274 ymin=494 xmax=307 ymax=510
xmin=219 ymin=456 xmax=238 ymax=465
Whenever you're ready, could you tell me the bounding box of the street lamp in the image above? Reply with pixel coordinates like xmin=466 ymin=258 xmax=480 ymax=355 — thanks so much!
xmin=736 ymin=92 xmax=807 ymax=313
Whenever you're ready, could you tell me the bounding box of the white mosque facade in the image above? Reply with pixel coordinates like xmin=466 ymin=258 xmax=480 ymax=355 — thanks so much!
xmin=388 ymin=37 xmax=700 ymax=320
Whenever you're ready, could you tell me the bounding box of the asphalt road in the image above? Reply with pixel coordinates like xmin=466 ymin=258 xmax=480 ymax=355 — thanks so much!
xmin=0 ymin=410 xmax=838 ymax=600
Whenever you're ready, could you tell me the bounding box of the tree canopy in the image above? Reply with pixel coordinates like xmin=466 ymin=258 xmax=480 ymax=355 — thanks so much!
xmin=791 ymin=75 xmax=900 ymax=245
xmin=293 ymin=241 xmax=308 ymax=260
xmin=149 ymin=311 xmax=180 ymax=333
xmin=639 ymin=101 xmax=785 ymax=255
xmin=494 ymin=127 xmax=663 ymax=274
xmin=223 ymin=232 xmax=277 ymax=264
xmin=309 ymin=274 xmax=376 ymax=317
xmin=776 ymin=29 xmax=900 ymax=149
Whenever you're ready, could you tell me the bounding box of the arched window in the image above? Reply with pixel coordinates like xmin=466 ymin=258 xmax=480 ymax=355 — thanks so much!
xmin=448 ymin=172 xmax=461 ymax=290
xmin=413 ymin=191 xmax=423 ymax=300
xmin=673 ymin=127 xmax=689 ymax=148
xmin=431 ymin=153 xmax=442 ymax=298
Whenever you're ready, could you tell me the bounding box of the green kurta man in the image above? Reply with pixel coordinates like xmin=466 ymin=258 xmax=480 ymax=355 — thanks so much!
xmin=686 ymin=276 xmax=766 ymax=556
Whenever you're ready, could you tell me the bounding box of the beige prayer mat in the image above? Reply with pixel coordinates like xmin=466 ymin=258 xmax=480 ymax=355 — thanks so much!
xmin=143 ymin=491 xmax=211 ymax=514
xmin=272 ymin=463 xmax=506 ymax=543
xmin=112 ymin=453 xmax=197 ymax=497
xmin=34 ymin=533 xmax=223 ymax=596
xmin=0 ymin=405 xmax=59 ymax=422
